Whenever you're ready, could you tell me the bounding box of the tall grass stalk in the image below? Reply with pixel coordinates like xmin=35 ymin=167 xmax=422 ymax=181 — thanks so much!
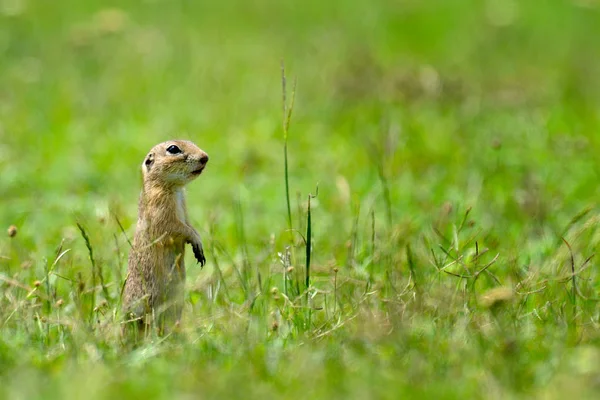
xmin=77 ymin=222 xmax=97 ymax=325
xmin=305 ymin=187 xmax=318 ymax=295
xmin=43 ymin=256 xmax=51 ymax=345
xmin=562 ymin=237 xmax=578 ymax=339
xmin=377 ymin=162 xmax=393 ymax=229
xmin=305 ymin=194 xmax=312 ymax=295
xmin=281 ymin=62 xmax=297 ymax=235
xmin=367 ymin=140 xmax=392 ymax=229
xmin=347 ymin=201 xmax=360 ymax=268
xmin=371 ymin=209 xmax=375 ymax=257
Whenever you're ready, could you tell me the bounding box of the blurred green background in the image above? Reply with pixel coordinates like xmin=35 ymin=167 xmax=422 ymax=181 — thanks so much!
xmin=2 ymin=0 xmax=600 ymax=398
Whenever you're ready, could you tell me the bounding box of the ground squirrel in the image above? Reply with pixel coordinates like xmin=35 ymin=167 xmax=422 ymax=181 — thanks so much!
xmin=123 ymin=140 xmax=209 ymax=335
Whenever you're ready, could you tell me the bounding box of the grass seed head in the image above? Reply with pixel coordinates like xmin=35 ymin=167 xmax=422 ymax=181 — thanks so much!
xmin=7 ymin=225 xmax=17 ymax=237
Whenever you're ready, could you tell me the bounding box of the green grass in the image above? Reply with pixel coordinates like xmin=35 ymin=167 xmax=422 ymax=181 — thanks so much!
xmin=2 ymin=0 xmax=600 ymax=398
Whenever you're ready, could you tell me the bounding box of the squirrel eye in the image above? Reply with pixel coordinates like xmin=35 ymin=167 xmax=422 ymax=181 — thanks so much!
xmin=166 ymin=145 xmax=182 ymax=155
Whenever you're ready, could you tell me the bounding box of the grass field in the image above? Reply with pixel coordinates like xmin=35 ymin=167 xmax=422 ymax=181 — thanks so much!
xmin=2 ymin=0 xmax=600 ymax=398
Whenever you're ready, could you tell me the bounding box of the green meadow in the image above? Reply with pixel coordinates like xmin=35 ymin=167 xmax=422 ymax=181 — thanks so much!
xmin=2 ymin=0 xmax=600 ymax=398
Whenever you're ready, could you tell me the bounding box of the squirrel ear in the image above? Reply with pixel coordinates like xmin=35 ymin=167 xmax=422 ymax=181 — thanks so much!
xmin=144 ymin=153 xmax=154 ymax=171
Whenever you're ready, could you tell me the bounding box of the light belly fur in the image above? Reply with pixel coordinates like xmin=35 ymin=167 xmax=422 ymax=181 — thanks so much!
xmin=175 ymin=189 xmax=186 ymax=223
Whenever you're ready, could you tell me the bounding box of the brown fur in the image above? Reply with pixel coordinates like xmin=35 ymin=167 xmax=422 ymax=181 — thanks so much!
xmin=123 ymin=140 xmax=208 ymax=335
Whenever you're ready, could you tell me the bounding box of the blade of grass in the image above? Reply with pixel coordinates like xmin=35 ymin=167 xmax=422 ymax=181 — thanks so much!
xmin=77 ymin=222 xmax=96 ymax=325
xmin=281 ymin=61 xmax=297 ymax=235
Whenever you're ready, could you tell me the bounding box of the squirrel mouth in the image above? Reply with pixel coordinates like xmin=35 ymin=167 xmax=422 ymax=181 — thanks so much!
xmin=192 ymin=166 xmax=205 ymax=175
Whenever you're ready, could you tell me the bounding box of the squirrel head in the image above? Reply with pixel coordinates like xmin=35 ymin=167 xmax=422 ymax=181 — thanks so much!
xmin=142 ymin=140 xmax=209 ymax=188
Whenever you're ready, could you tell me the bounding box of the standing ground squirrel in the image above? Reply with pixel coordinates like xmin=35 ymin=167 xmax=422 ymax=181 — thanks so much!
xmin=123 ymin=140 xmax=209 ymax=335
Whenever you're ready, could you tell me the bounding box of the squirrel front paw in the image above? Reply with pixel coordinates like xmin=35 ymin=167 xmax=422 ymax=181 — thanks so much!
xmin=191 ymin=240 xmax=206 ymax=267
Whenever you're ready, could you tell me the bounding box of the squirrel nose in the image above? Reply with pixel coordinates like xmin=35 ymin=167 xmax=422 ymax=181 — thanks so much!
xmin=200 ymin=154 xmax=209 ymax=165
